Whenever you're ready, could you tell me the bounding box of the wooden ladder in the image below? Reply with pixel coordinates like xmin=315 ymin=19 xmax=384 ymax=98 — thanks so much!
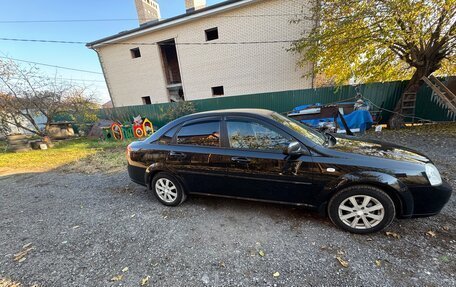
xmin=422 ymin=75 xmax=456 ymax=120
xmin=399 ymin=91 xmax=417 ymax=121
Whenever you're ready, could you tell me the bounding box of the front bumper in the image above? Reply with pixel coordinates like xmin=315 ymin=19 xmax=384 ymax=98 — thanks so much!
xmin=409 ymin=180 xmax=452 ymax=217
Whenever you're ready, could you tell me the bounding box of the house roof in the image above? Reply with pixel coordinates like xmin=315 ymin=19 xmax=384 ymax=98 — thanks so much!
xmin=86 ymin=0 xmax=254 ymax=48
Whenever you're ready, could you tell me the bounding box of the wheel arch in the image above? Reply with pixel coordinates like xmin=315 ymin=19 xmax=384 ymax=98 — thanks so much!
xmin=145 ymin=164 xmax=189 ymax=193
xmin=319 ymin=171 xmax=414 ymax=218
xmin=333 ymin=181 xmax=404 ymax=217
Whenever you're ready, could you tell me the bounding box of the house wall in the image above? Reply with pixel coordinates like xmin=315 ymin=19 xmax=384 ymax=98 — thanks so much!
xmin=5 ymin=112 xmax=47 ymax=135
xmin=95 ymin=0 xmax=314 ymax=107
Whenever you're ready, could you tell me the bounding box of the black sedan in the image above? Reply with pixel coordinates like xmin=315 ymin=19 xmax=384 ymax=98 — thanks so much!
xmin=127 ymin=109 xmax=452 ymax=233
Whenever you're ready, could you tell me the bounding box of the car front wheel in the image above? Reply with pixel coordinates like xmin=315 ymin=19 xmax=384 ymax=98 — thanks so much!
xmin=151 ymin=172 xmax=186 ymax=206
xmin=328 ymin=185 xmax=396 ymax=234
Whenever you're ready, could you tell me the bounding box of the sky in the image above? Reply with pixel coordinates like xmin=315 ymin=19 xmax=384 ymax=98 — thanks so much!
xmin=0 ymin=0 xmax=224 ymax=103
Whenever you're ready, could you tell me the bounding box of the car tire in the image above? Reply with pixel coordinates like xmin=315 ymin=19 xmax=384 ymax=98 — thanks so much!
xmin=328 ymin=185 xmax=395 ymax=234
xmin=151 ymin=172 xmax=185 ymax=206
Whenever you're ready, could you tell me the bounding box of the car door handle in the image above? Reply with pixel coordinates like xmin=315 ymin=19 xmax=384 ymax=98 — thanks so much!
xmin=231 ymin=157 xmax=251 ymax=163
xmin=169 ymin=151 xmax=187 ymax=159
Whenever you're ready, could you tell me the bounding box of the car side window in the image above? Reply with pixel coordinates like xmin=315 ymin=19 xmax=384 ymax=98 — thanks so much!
xmin=177 ymin=121 xmax=220 ymax=147
xmin=158 ymin=126 xmax=179 ymax=145
xmin=226 ymin=120 xmax=291 ymax=151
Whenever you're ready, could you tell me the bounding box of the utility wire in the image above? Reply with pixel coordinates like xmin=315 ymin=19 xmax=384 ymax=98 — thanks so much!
xmin=0 ymin=38 xmax=85 ymax=44
xmin=8 ymin=76 xmax=106 ymax=84
xmin=0 ymin=37 xmax=298 ymax=46
xmin=363 ymin=97 xmax=434 ymax=123
xmin=0 ymin=56 xmax=103 ymax=75
xmin=28 ymin=75 xmax=106 ymax=83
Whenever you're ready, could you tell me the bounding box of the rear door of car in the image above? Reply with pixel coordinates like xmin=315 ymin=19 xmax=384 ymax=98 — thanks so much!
xmin=218 ymin=116 xmax=317 ymax=204
xmin=165 ymin=116 xmax=230 ymax=194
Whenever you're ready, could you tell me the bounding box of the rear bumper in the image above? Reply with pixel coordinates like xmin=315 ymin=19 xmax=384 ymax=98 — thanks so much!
xmin=409 ymin=180 xmax=452 ymax=217
xmin=128 ymin=164 xmax=147 ymax=186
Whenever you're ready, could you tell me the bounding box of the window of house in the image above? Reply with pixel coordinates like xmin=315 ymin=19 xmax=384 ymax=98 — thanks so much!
xmin=205 ymin=27 xmax=219 ymax=41
xmin=130 ymin=47 xmax=141 ymax=58
xmin=226 ymin=120 xmax=291 ymax=151
xmin=212 ymin=86 xmax=224 ymax=96
xmin=177 ymin=121 xmax=220 ymax=147
xmin=142 ymin=96 xmax=151 ymax=105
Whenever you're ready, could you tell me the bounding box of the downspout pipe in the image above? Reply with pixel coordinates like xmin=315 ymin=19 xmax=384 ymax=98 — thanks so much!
xmin=92 ymin=47 xmax=115 ymax=108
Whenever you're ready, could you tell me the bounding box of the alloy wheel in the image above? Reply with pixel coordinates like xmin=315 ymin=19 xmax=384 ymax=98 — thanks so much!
xmin=338 ymin=195 xmax=385 ymax=229
xmin=155 ymin=178 xmax=178 ymax=203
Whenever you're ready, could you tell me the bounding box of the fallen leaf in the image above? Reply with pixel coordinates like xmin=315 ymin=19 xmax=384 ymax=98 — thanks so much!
xmin=385 ymin=231 xmax=400 ymax=239
xmin=272 ymin=272 xmax=280 ymax=277
xmin=439 ymin=255 xmax=450 ymax=262
xmin=336 ymin=250 xmax=345 ymax=256
xmin=122 ymin=267 xmax=129 ymax=272
xmin=13 ymin=245 xmax=34 ymax=262
xmin=0 ymin=278 xmax=22 ymax=287
xmin=442 ymin=226 xmax=449 ymax=231
xmin=219 ymin=261 xmax=226 ymax=268
xmin=375 ymin=259 xmax=382 ymax=267
xmin=426 ymin=230 xmax=437 ymax=238
xmin=320 ymin=245 xmax=328 ymax=250
xmin=258 ymin=250 xmax=265 ymax=257
xmin=140 ymin=275 xmax=150 ymax=286
xmin=22 ymin=243 xmax=32 ymax=249
xmin=336 ymin=256 xmax=349 ymax=268
xmin=110 ymin=275 xmax=123 ymax=282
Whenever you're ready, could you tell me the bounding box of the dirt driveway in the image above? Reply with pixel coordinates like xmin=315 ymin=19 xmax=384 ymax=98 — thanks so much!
xmin=0 ymin=129 xmax=455 ymax=287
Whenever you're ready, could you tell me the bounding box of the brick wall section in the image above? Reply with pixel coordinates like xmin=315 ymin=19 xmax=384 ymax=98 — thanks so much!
xmin=135 ymin=0 xmax=160 ymax=25
xmin=96 ymin=0 xmax=314 ymax=107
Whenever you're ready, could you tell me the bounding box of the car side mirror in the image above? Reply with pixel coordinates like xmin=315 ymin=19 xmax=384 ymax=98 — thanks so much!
xmin=284 ymin=141 xmax=307 ymax=156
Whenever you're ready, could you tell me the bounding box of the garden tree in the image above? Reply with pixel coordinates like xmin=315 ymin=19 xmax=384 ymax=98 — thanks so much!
xmin=292 ymin=0 xmax=456 ymax=128
xmin=0 ymin=93 xmax=12 ymax=136
xmin=163 ymin=101 xmax=196 ymax=122
xmin=0 ymin=58 xmax=99 ymax=137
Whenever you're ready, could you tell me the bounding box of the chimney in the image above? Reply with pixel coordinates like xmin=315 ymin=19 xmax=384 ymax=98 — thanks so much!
xmin=185 ymin=0 xmax=206 ymax=12
xmin=135 ymin=0 xmax=161 ymax=25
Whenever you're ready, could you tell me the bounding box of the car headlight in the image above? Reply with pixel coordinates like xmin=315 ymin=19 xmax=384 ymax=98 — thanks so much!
xmin=425 ymin=164 xmax=442 ymax=186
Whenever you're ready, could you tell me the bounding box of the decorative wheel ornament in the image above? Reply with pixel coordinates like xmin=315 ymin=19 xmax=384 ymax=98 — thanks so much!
xmin=133 ymin=125 xmax=144 ymax=138
xmin=110 ymin=123 xmax=124 ymax=140
xmin=142 ymin=118 xmax=154 ymax=136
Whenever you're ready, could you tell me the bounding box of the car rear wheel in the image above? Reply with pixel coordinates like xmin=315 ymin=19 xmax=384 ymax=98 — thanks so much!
xmin=328 ymin=185 xmax=395 ymax=234
xmin=151 ymin=173 xmax=186 ymax=206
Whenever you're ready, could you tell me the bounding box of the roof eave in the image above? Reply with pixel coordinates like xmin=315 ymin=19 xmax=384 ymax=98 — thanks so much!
xmin=86 ymin=0 xmax=256 ymax=49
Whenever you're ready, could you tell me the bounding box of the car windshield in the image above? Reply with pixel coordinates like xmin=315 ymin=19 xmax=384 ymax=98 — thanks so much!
xmin=271 ymin=112 xmax=326 ymax=146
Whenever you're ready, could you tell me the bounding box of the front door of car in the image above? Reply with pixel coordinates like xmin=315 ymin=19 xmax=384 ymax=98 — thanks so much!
xmin=220 ymin=117 xmax=317 ymax=204
xmin=165 ymin=117 xmax=230 ymax=194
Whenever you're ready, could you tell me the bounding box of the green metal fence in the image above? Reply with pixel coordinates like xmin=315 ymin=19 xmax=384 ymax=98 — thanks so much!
xmin=98 ymin=79 xmax=454 ymax=128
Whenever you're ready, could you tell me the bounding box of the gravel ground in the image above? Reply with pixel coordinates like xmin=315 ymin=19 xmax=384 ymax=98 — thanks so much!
xmin=0 ymin=130 xmax=455 ymax=287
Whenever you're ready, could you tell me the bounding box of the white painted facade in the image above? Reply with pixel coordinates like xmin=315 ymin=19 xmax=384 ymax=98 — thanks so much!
xmin=89 ymin=0 xmax=314 ymax=107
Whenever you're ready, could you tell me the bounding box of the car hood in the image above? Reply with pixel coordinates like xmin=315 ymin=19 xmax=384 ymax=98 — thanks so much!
xmin=329 ymin=136 xmax=430 ymax=164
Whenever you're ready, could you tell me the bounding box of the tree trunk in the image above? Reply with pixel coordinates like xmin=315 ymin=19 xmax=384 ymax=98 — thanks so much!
xmin=388 ymin=66 xmax=435 ymax=129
